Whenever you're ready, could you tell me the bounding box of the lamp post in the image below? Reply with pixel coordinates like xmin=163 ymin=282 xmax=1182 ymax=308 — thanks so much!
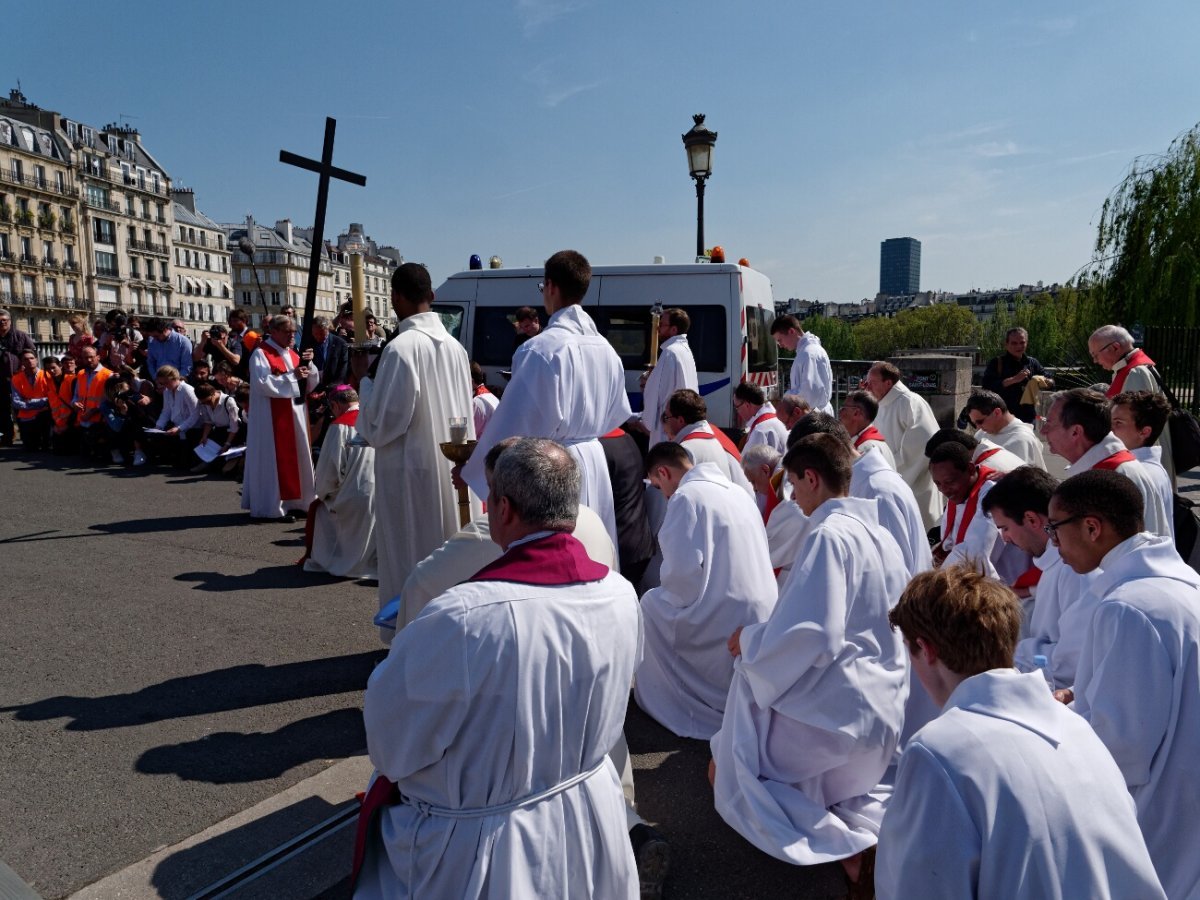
xmin=682 ymin=114 xmax=718 ymax=261
xmin=237 ymin=236 xmax=270 ymax=323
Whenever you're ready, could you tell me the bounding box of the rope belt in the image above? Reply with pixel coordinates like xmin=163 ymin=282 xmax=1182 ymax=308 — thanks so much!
xmin=400 ymin=757 xmax=607 ymax=819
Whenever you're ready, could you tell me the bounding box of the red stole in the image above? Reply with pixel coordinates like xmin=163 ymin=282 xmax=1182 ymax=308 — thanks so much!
xmin=473 ymin=384 xmax=492 ymax=398
xmin=331 ymin=408 xmax=360 ymax=428
xmin=259 ymin=342 xmax=304 ymax=501
xmin=761 ymin=488 xmax=781 ymax=526
xmin=1012 ymin=565 xmax=1043 ymax=590
xmin=853 ymin=426 xmax=885 ymax=449
xmin=349 ymin=531 xmax=608 ymax=890
xmin=1093 ymin=449 xmax=1135 ymax=471
xmin=944 ymin=466 xmax=995 ymax=547
xmin=747 ymin=410 xmax=778 ymax=437
xmin=976 ymin=446 xmax=1002 ymax=464
xmin=601 ymin=427 xmax=626 ymax=439
xmin=1107 ymin=349 xmax=1155 ymax=397
xmin=682 ymin=425 xmax=743 ymax=463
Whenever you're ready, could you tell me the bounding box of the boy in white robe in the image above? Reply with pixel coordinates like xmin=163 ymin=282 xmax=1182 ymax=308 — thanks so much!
xmin=980 ymin=466 xmax=1099 ymax=689
xmin=638 ymin=307 xmax=698 ymax=447
xmin=877 ymin=565 xmax=1165 ymax=900
xmin=663 ymin=388 xmax=754 ymax=495
xmin=1050 ymin=470 xmax=1200 ymax=899
xmin=354 ymin=439 xmax=641 ymax=899
xmin=838 ymin=389 xmax=897 ymax=470
xmin=1111 ymin=390 xmax=1176 ymax=539
xmin=463 ymin=251 xmax=632 ymax=549
xmin=242 ymin=315 xmax=318 ymax=520
xmin=639 ymin=443 xmax=778 ymax=739
xmin=770 ymin=314 xmax=833 ymax=414
xmin=709 ymin=433 xmax=909 ymax=892
xmin=734 ymin=382 xmax=789 ymax=454
xmin=965 ymin=389 xmax=1047 ymax=469
xmin=303 ymin=387 xmax=377 ymax=580
xmin=355 ymin=264 xmax=478 ymax=624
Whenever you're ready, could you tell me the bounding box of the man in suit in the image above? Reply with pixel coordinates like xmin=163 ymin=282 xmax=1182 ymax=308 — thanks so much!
xmin=308 ymin=315 xmax=349 ymax=446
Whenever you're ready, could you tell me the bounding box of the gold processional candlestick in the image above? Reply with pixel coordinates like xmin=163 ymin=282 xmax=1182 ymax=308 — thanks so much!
xmin=350 ymin=252 xmax=368 ymax=345
xmin=440 ymin=417 xmax=475 ymax=527
xmin=648 ymin=301 xmax=663 ymax=368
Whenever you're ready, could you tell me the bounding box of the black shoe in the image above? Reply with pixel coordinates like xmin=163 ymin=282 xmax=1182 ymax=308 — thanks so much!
xmin=630 ymin=823 xmax=670 ymax=900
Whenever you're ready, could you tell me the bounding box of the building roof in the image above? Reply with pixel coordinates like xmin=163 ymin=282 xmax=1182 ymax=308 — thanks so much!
xmin=172 ymin=201 xmax=222 ymax=232
xmin=0 ymin=114 xmax=69 ymax=161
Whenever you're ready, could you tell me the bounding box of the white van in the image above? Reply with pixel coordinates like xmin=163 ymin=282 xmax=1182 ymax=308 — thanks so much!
xmin=432 ymin=263 xmax=779 ymax=430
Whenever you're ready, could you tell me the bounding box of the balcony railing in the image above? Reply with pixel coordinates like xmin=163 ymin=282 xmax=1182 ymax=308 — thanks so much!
xmin=0 ymin=169 xmax=79 ymax=197
xmin=63 ymin=260 xmax=79 ymax=272
xmin=156 ymin=215 xmax=167 ymax=224
xmin=20 ymin=254 xmax=39 ymax=266
xmin=78 ymin=163 xmax=166 ymax=196
xmin=0 ymin=250 xmax=11 ymax=262
xmin=129 ymin=239 xmax=168 ymax=255
xmin=96 ymin=265 xmax=120 ymax=278
xmin=44 ymin=256 xmax=57 ymax=268
xmin=84 ymin=196 xmax=123 ymax=213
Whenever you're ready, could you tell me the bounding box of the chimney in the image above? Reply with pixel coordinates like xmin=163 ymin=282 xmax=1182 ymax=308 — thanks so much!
xmin=170 ymin=187 xmax=196 ymax=213
xmin=275 ymin=218 xmax=293 ymax=245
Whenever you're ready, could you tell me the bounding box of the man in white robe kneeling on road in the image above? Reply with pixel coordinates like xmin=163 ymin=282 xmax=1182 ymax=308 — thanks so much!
xmin=709 ymin=433 xmax=909 ymax=897
xmin=353 ymin=438 xmax=643 ymax=899
xmin=638 ymin=442 xmax=777 ymax=740
xmin=876 ymin=565 xmax=1165 ymax=900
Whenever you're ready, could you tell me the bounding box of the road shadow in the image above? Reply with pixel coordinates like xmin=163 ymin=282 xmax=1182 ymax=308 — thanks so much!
xmin=175 ymin=563 xmax=349 ymax=592
xmin=91 ymin=511 xmax=252 ymax=535
xmin=150 ymin=794 xmax=356 ymax=899
xmin=0 ymin=650 xmax=384 ymax=730
xmin=137 ymin=707 xmax=366 ymax=783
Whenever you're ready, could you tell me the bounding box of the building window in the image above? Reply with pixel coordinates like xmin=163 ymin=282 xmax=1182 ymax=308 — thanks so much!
xmin=130 ymin=258 xmax=140 ymax=279
xmin=86 ymin=185 xmax=107 ymax=207
xmin=11 ymin=159 xmax=23 ymax=181
xmin=34 ymin=165 xmax=46 ymax=188
xmin=95 ymin=251 xmax=118 ymax=277
xmin=93 ymin=219 xmax=114 ymax=245
xmin=55 ymin=171 xmax=65 ymax=193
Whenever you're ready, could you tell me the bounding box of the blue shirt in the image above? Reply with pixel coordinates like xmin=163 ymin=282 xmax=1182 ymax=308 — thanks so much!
xmin=147 ymin=331 xmax=193 ymax=379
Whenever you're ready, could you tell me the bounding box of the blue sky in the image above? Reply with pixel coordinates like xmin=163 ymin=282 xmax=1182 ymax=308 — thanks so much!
xmin=9 ymin=1 xmax=1200 ymax=302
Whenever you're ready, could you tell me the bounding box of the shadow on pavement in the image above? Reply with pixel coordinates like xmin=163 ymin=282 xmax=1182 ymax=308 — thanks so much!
xmin=91 ymin=511 xmax=252 ymax=534
xmin=137 ymin=707 xmax=366 ymax=783
xmin=151 ymin=794 xmax=356 ymax=898
xmin=175 ymin=563 xmax=349 ymax=592
xmin=0 ymin=650 xmax=384 ymax=730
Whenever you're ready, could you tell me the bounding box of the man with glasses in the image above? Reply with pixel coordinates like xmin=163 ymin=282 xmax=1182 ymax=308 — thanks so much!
xmin=144 ymin=316 xmax=193 ymax=380
xmin=1050 ymin=469 xmax=1200 ymax=899
xmin=964 ymin=389 xmax=1046 ymax=468
xmin=1089 ymin=324 xmax=1175 ymax=485
xmin=981 ymin=327 xmax=1048 ymax=423
xmin=242 ymin=314 xmax=317 ymax=521
xmin=1041 ymin=388 xmax=1170 ymax=539
xmin=838 ymin=389 xmax=896 ymax=470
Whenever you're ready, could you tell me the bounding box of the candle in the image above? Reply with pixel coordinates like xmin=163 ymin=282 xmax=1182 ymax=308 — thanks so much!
xmin=350 ymin=253 xmax=367 ymax=344
xmin=449 ymin=416 xmax=468 ymax=444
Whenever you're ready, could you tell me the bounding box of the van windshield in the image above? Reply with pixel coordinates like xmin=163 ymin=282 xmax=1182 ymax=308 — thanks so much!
xmin=590 ymin=305 xmax=726 ymax=371
xmin=433 ymin=304 xmax=466 ymax=342
xmin=471 ymin=307 xmax=548 ymax=366
xmin=746 ymin=306 xmax=777 ymax=373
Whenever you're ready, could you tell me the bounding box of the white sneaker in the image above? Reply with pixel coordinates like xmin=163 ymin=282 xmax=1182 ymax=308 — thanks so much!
xmin=110 ymin=449 xmax=126 ymax=464
xmin=132 ymin=450 xmax=148 ymax=466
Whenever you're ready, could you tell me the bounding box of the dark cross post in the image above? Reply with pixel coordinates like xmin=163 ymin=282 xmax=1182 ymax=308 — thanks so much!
xmin=279 ymin=116 xmax=367 ymax=351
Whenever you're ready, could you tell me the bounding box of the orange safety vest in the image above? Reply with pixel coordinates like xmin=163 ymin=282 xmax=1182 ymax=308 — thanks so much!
xmin=73 ymin=366 xmax=113 ymax=426
xmin=48 ymin=374 xmax=76 ymax=432
xmin=11 ymin=369 xmax=53 ymax=421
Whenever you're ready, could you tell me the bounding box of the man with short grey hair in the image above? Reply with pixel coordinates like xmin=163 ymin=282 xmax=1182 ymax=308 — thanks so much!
xmin=356 ymin=437 xmax=643 ymax=899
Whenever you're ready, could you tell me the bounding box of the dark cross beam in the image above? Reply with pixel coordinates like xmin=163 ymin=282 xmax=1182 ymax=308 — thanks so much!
xmin=279 ymin=116 xmax=366 ymax=350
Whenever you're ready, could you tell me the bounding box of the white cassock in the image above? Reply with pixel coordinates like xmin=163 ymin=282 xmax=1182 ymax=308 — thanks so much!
xmin=937 ymin=474 xmax=1032 ymax=585
xmin=304 ymin=408 xmax=377 ymax=579
xmin=877 ymin=669 xmax=1166 ymax=900
xmin=710 ymin=496 xmax=909 ymax=863
xmin=1066 ymin=432 xmax=1171 ymax=540
xmin=765 ymin=500 xmax=809 ymax=590
xmin=1012 ymin=543 xmax=1099 ymax=690
xmin=242 ymin=338 xmax=318 ymax=519
xmin=873 ymin=381 xmax=943 ymax=530
xmin=1111 ymin=355 xmax=1175 ymax=484
xmin=463 ymin=305 xmax=631 ymax=550
xmin=743 ymin=404 xmax=789 ymax=454
xmin=635 ymin=463 xmax=778 ymax=739
xmin=640 ymin=333 xmax=698 ymax=447
xmin=471 ymin=387 xmax=499 ymax=440
xmin=852 ymin=428 xmax=897 ymax=470
xmin=990 ymin=417 xmax=1047 ymax=468
xmin=1073 ymin=533 xmax=1200 ymax=900
xmin=1132 ymin=445 xmax=1175 ymax=539
xmin=357 ymin=311 xmax=478 ymax=614
xmin=356 ymin=533 xmax=641 ymax=899
xmin=790 ymin=332 xmax=834 ymax=415
xmin=973 ymin=438 xmax=1026 ymax=473
xmin=675 ymin=420 xmax=754 ymax=495
xmin=850 ymin=449 xmax=933 ymax=578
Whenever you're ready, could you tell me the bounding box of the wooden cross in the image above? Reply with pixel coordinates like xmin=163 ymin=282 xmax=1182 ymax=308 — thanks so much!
xmin=279 ymin=117 xmax=367 ymax=349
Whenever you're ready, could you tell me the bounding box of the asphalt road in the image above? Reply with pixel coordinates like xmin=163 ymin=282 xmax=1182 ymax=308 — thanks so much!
xmin=0 ymin=445 xmax=850 ymax=899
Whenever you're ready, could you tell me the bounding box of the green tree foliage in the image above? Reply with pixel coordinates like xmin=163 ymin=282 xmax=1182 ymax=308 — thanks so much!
xmin=853 ymin=302 xmax=980 ymax=359
xmin=802 ymin=315 xmax=858 ymax=359
xmin=1091 ymin=124 xmax=1200 ymax=326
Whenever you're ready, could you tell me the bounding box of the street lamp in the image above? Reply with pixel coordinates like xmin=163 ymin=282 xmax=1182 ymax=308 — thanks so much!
xmin=682 ymin=114 xmax=718 ymax=261
xmin=237 ymin=236 xmax=270 ymax=322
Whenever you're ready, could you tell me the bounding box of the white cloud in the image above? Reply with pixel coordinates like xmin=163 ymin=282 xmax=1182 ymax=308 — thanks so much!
xmin=523 ymin=60 xmax=605 ymax=107
xmin=974 ymin=140 xmax=1022 ymax=158
xmin=516 ymin=0 xmax=588 ymax=36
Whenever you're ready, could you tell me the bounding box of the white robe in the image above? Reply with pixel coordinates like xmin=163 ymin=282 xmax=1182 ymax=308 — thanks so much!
xmin=790 ymin=332 xmax=834 ymax=415
xmin=304 ymin=413 xmax=377 ymax=580
xmin=973 ymin=438 xmax=1025 ymax=473
xmin=765 ymin=500 xmax=809 ymax=590
xmin=710 ymin=496 xmax=909 ymax=864
xmin=471 ymin=389 xmax=499 ymax=440
xmin=1073 ymin=533 xmax=1200 ymax=900
xmin=873 ymin=381 xmax=943 ymax=530
xmin=242 ymin=338 xmax=318 ymax=518
xmin=1113 ymin=356 xmax=1175 ymax=484
xmin=877 ymin=669 xmax=1166 ymax=900
xmin=357 ymin=311 xmax=478 ymax=612
xmin=854 ymin=429 xmax=896 ymax=470
xmin=357 ymin=539 xmax=642 ymax=899
xmin=990 ymin=417 xmax=1047 ymax=469
xmin=675 ymin=420 xmax=754 ymax=496
xmin=463 ymin=305 xmax=632 ymax=549
xmin=1012 ymin=543 xmax=1099 ymax=689
xmin=640 ymin=334 xmax=698 ymax=447
xmin=743 ymin=404 xmax=789 ymax=454
xmin=1066 ymin=432 xmax=1171 ymax=540
xmin=635 ymin=464 xmax=778 ymax=739
xmin=849 ymin=449 xmax=933 ymax=578
xmin=1132 ymin=445 xmax=1176 ymax=539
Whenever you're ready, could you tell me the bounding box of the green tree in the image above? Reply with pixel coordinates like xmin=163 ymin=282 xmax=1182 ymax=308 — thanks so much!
xmin=853 ymin=316 xmax=900 ymax=359
xmin=802 ymin=315 xmax=858 ymax=359
xmin=1091 ymin=124 xmax=1200 ymax=326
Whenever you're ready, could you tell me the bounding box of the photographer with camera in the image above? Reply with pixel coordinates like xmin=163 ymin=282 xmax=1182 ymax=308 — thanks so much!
xmin=100 ymin=375 xmax=153 ymax=466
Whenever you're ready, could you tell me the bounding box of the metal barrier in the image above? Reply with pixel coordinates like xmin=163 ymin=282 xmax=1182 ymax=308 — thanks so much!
xmin=1144 ymin=326 xmax=1200 ymax=412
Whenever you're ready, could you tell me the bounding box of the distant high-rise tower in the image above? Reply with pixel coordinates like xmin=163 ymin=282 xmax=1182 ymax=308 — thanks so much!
xmin=880 ymin=237 xmax=921 ymax=296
